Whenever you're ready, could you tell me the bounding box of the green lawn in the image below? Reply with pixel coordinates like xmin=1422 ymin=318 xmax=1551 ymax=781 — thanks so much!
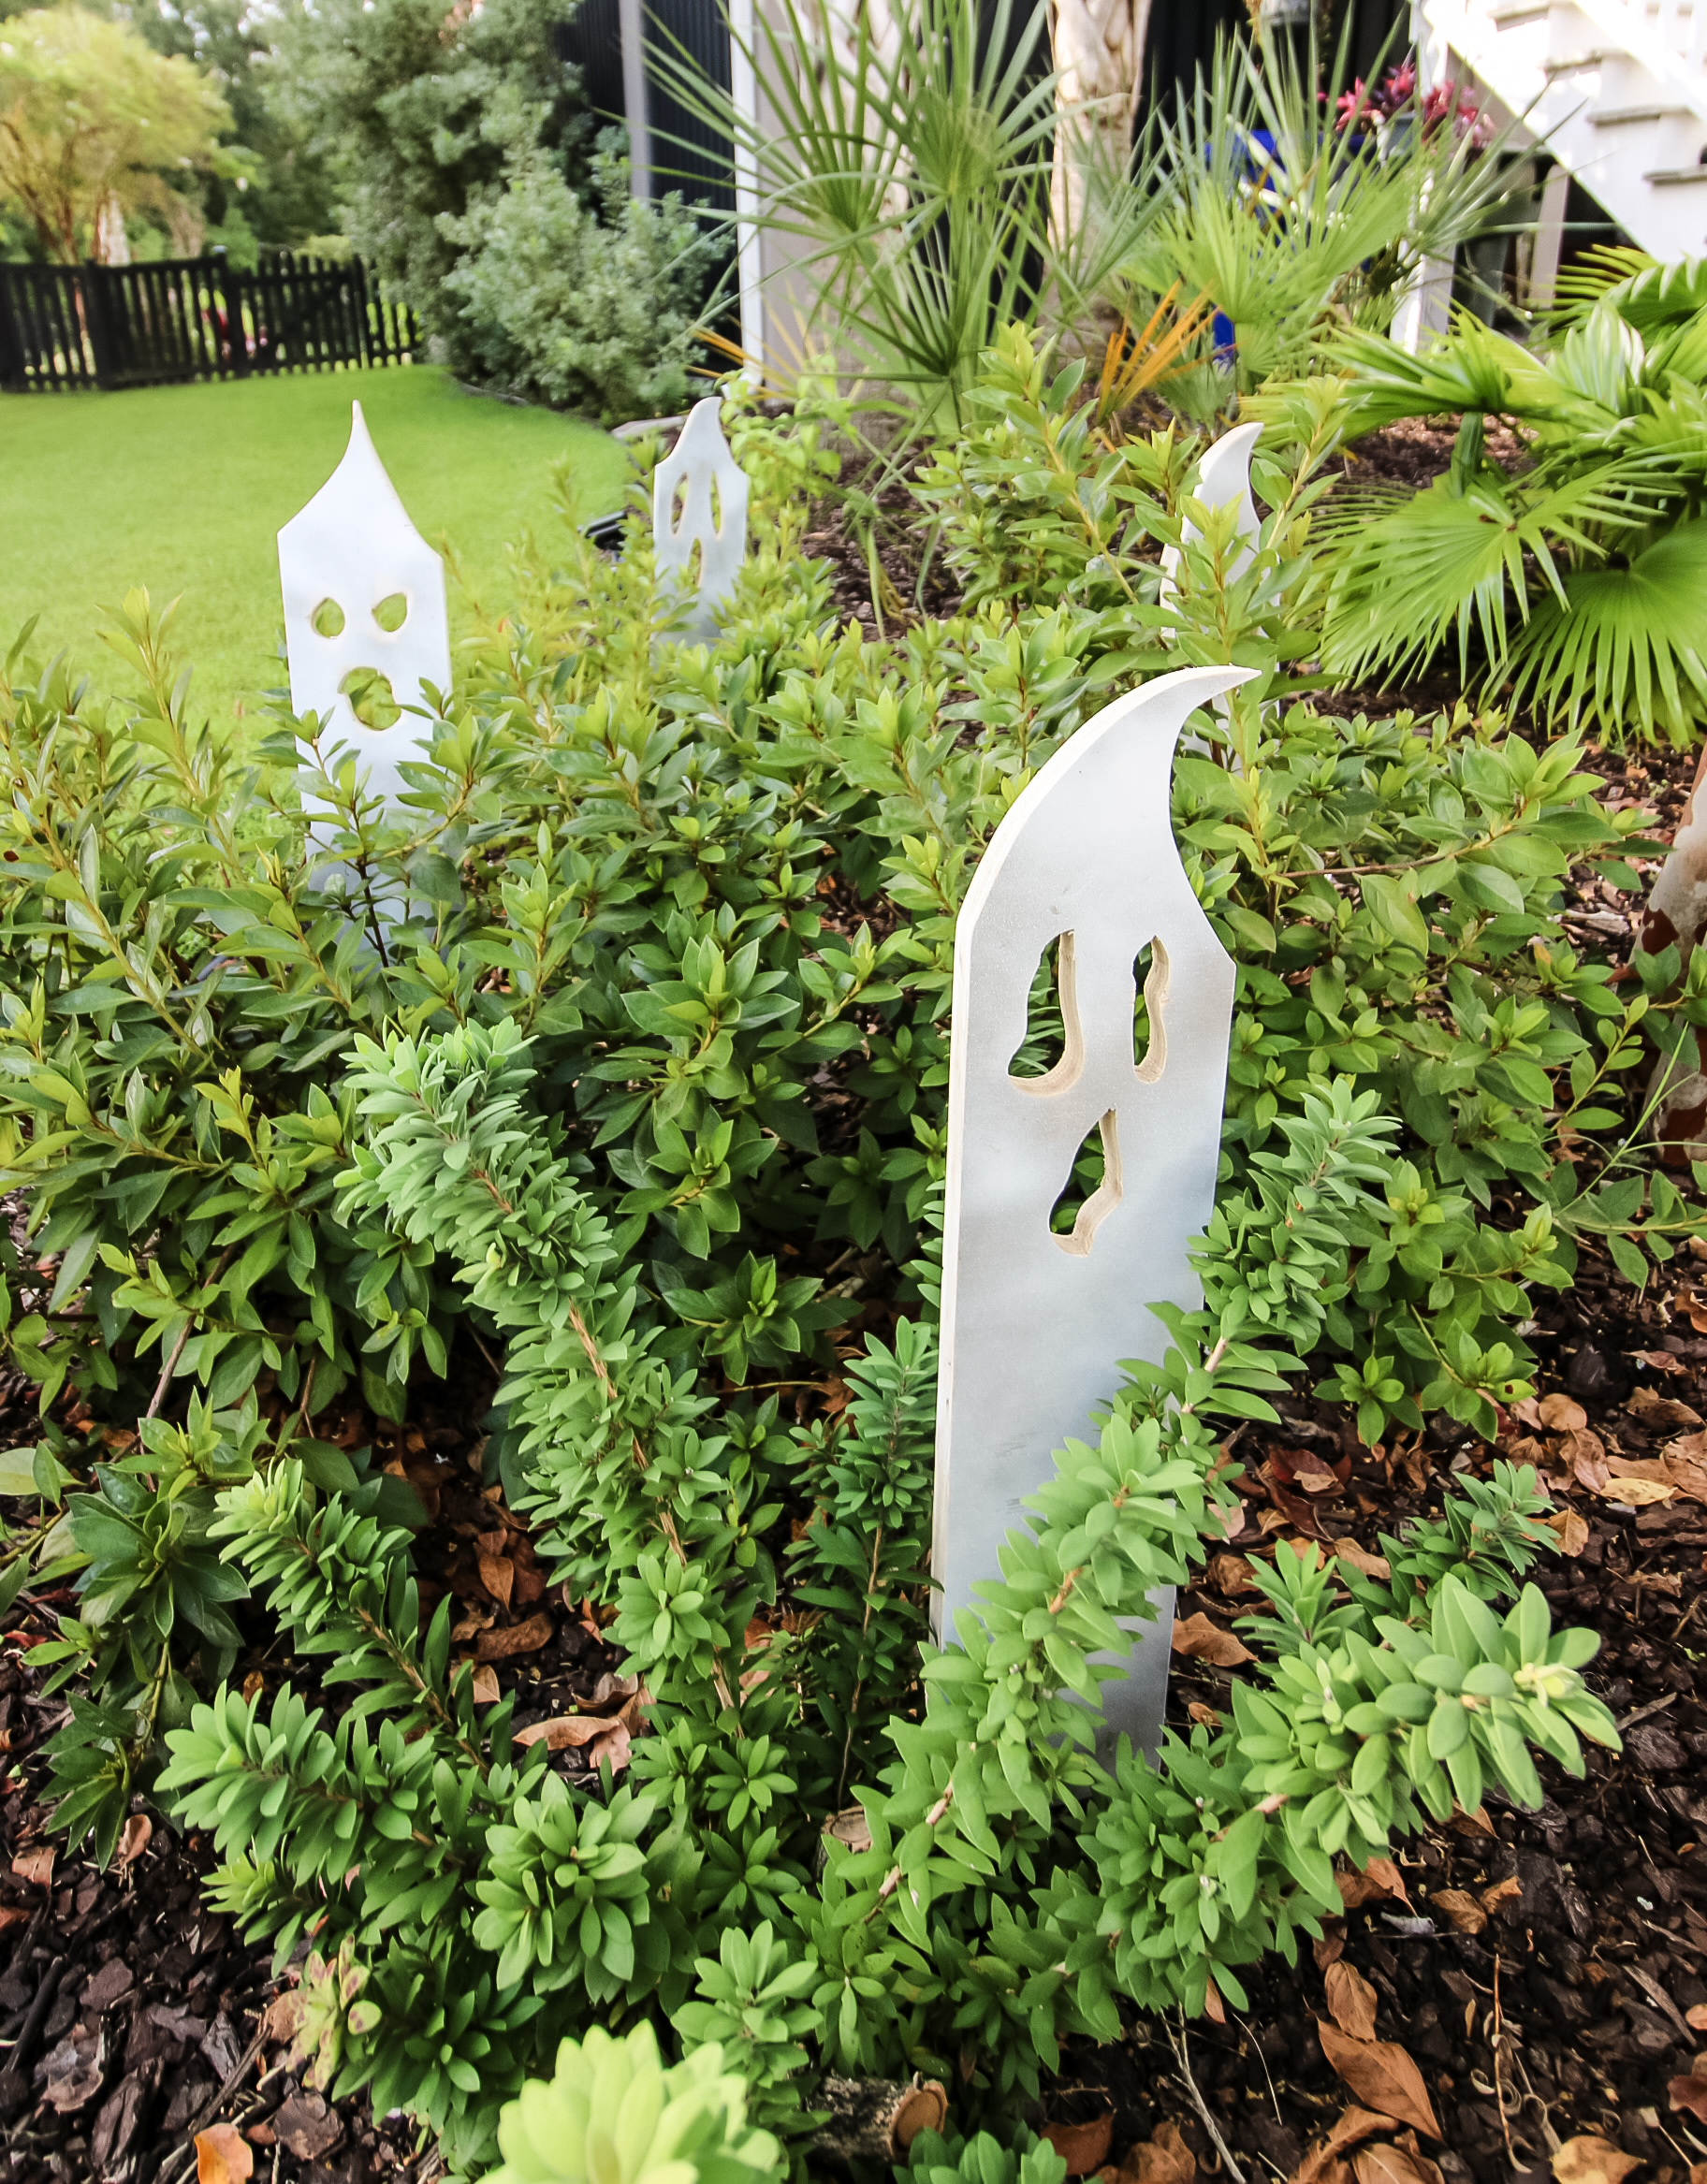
xmin=0 ymin=367 xmax=631 ymax=723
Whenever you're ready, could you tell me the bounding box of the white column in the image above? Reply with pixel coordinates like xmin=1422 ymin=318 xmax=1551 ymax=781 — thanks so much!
xmin=1526 ymin=162 xmax=1571 ymax=310
xmin=620 ymin=0 xmax=652 ymax=202
xmin=729 ymin=0 xmax=765 ymax=375
xmin=1393 ymin=0 xmax=1455 ymax=354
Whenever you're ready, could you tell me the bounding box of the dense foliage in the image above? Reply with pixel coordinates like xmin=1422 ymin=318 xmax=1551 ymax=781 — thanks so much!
xmin=0 ymin=344 xmax=1666 ymax=2172
xmin=1259 ymin=246 xmax=1707 ymax=744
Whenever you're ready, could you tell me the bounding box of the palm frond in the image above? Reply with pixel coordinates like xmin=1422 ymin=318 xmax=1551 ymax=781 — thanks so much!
xmin=1506 ymin=518 xmax=1707 ymax=742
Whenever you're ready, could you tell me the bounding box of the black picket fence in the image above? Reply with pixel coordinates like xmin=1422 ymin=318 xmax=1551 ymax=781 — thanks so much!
xmin=0 ymin=251 xmax=419 ymax=393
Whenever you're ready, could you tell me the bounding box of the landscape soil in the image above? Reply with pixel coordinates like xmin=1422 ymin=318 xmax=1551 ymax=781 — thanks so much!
xmin=3 ymin=744 xmax=1705 ymax=2183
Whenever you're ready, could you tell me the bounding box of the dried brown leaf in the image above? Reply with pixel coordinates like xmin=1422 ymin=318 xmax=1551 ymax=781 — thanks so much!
xmin=1552 ymin=2139 xmax=1641 ymax=2184
xmin=1539 ymin=1394 xmax=1588 ymax=1433
xmin=1335 ymin=1856 xmax=1411 ymax=1910
xmin=259 ymin=1989 xmax=305 ymax=2048
xmin=1316 ymin=2024 xmax=1441 ymax=2138
xmin=1427 ymin=1889 xmax=1487 ymax=1936
xmin=1353 ymin=2147 xmax=1442 ymax=2184
xmin=1043 ymin=2115 xmax=1113 ymax=2177
xmin=1333 ymin=1537 xmax=1392 ymax=1581
xmin=1671 ymin=2076 xmax=1707 ymax=2126
xmin=1170 ymin=1613 xmax=1252 ymax=1667
xmin=195 ymin=2125 xmax=254 ymax=2184
xmin=1480 ymin=1876 xmax=1521 ymax=1913
xmin=474 ymin=1611 xmax=554 ymax=1662
xmin=1186 ymin=1701 xmax=1222 ymax=1727
xmin=1544 ymin=1509 xmax=1590 ymax=1557
xmin=476 ymin=1551 xmax=515 ymax=1610
xmin=117 ymin=1814 xmax=152 ymax=1867
xmin=1289 ymin=2107 xmax=1390 ymax=2184
xmin=1630 ymin=1388 xmax=1702 ymax=1430
xmin=1688 ymin=2002 xmax=1707 ymax=2031
xmin=1206 ymin=1552 xmax=1259 ymax=1596
xmin=1121 ymin=2119 xmax=1194 ymax=2184
xmin=10 ymin=1843 xmax=53 ymax=1887
xmin=1325 ymin=1962 xmax=1379 ymax=2042
xmin=470 ymin=1665 xmax=500 ymax=1705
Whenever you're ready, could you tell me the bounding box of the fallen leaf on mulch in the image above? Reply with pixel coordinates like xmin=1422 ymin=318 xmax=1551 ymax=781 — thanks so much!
xmin=0 ymin=1904 xmax=28 ymax=1932
xmin=259 ymin=1988 xmax=304 ymax=2047
xmin=1448 ymin=1804 xmax=1495 ymax=1837
xmin=1635 ymin=1347 xmax=1687 ymax=1374
xmin=1352 ymin=2144 xmax=1442 ymax=2184
xmin=1206 ymin=1552 xmax=1258 ymax=1595
xmin=1316 ymin=2024 xmax=1440 ymax=2138
xmin=10 ymin=1843 xmax=53 ymax=1886
xmin=1118 ymin=2118 xmax=1194 ymax=2184
xmin=1630 ymin=1387 xmax=1702 ymax=1430
xmin=1042 ymin=2111 xmax=1113 ymax=2176
xmin=471 ymin=1664 xmax=500 ymax=1703
xmin=1324 ymin=1961 xmax=1379 ymax=2041
xmin=1314 ymin=1927 xmax=1346 ymax=1969
xmin=1335 ymin=1856 xmax=1411 ymax=1910
xmin=1332 ymin=1536 xmax=1392 ymax=1581
xmin=1688 ymin=2002 xmax=1707 ymax=2031
xmin=39 ymin=2028 xmax=106 ymax=2112
xmin=1539 ymin=1393 xmax=1588 ymax=1433
xmin=1290 ymin=2106 xmax=1391 ymax=2184
xmin=1186 ymin=1700 xmax=1222 ymax=1726
xmin=1203 ymin=1975 xmax=1226 ymax=2024
xmin=1600 ymin=1475 xmax=1676 ymax=1507
xmin=1671 ymin=2076 xmax=1707 ymax=2126
xmin=1544 ymin=1509 xmax=1590 ymax=1556
xmin=516 ymin=1712 xmax=618 ymax=1750
xmin=116 ymin=1813 xmax=152 ymax=1866
xmin=273 ymin=2090 xmax=344 ymax=2160
xmin=477 ymin=1549 xmax=515 ymax=1609
xmin=474 ymin=1611 xmax=554 ymax=1661
xmin=1427 ymin=1888 xmax=1487 ymax=1935
xmin=1170 ymin=1613 xmax=1252 ymax=1667
xmin=1480 ymin=1875 xmax=1521 ymax=1914
xmin=1552 ymin=2139 xmax=1641 ymax=2184
xmin=195 ymin=2124 xmax=254 ymax=2184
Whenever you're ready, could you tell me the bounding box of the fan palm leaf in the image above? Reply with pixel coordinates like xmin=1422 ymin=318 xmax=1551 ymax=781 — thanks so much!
xmin=1505 ymin=519 xmax=1707 ymax=741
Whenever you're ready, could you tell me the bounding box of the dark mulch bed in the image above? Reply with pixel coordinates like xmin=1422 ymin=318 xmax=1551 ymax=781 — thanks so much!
xmin=4 ymin=748 xmax=1705 ymax=2183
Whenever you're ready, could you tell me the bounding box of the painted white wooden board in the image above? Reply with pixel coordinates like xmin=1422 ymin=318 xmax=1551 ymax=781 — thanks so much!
xmin=278 ymin=400 xmax=451 ymax=817
xmin=934 ymin=663 xmax=1253 ymax=1762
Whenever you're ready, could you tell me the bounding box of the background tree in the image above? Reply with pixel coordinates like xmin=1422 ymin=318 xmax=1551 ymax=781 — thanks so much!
xmin=109 ymin=0 xmax=337 ymax=264
xmin=0 ymin=5 xmax=235 ymax=261
xmin=270 ymin=0 xmax=591 ymax=355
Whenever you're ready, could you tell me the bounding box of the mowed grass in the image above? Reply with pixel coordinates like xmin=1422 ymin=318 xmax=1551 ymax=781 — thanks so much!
xmin=0 ymin=366 xmax=631 ymax=723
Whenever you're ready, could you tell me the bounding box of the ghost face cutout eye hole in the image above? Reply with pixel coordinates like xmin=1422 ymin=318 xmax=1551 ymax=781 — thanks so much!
xmin=340 ymin=666 xmax=401 ymax=733
xmin=1050 ymin=1108 xmax=1123 ymax=1256
xmin=310 ymin=598 xmax=345 ymax=639
xmin=372 ymin=592 xmax=409 ymax=634
xmin=1011 ymin=931 xmax=1083 ymax=1097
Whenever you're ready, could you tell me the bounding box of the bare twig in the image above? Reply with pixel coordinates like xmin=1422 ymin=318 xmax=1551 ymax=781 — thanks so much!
xmin=1167 ymin=2012 xmax=1247 ymax=2184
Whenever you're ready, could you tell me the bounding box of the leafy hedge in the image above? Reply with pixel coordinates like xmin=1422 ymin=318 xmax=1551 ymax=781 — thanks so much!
xmin=0 ymin=339 xmax=1672 ymax=2173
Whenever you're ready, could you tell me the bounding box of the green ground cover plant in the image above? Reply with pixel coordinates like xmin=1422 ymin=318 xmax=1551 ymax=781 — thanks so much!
xmin=0 ymin=365 xmax=628 ymax=723
xmin=0 ymin=342 xmax=1673 ymax=2176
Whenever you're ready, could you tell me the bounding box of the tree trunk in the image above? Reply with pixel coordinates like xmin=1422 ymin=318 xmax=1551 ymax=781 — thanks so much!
xmin=1638 ymin=742 xmax=1707 ymax=1159
xmin=1049 ymin=0 xmax=1151 ymax=243
xmin=813 ymin=2076 xmax=950 ymax=2166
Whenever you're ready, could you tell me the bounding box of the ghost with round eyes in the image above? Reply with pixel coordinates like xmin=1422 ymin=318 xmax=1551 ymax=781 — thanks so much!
xmin=278 ymin=400 xmax=452 ymax=816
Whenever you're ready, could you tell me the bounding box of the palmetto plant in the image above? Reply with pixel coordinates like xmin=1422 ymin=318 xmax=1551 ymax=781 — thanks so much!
xmin=1105 ymin=28 xmax=1524 ymax=414
xmin=1293 ymin=265 xmax=1707 ymax=743
xmin=653 ymin=0 xmax=1166 ymax=430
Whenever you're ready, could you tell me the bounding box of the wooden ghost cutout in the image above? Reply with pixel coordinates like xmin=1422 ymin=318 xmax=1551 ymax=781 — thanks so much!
xmin=1160 ymin=419 xmax=1263 ymax=604
xmin=278 ymin=400 xmax=451 ymax=814
xmin=934 ymin=663 xmax=1254 ymax=1763
xmin=652 ymin=397 xmax=750 ymax=644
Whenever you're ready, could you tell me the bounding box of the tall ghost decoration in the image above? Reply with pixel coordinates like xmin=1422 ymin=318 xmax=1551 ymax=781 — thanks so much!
xmin=278 ymin=400 xmax=452 ymax=814
xmin=652 ymin=398 xmax=750 ymax=644
xmin=1160 ymin=420 xmax=1263 ymax=605
xmin=934 ymin=663 xmax=1254 ymax=1762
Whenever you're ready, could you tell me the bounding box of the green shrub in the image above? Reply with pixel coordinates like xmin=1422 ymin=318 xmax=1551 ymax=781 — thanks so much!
xmin=0 ymin=342 xmax=1665 ymax=2173
xmin=443 ymin=132 xmax=723 ymax=424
